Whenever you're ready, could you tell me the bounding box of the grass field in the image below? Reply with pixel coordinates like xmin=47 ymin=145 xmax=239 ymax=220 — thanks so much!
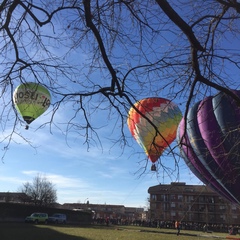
xmin=0 ymin=223 xmax=237 ymax=240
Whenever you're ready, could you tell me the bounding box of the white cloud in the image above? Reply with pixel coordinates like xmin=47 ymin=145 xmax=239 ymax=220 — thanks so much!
xmin=22 ymin=170 xmax=90 ymax=188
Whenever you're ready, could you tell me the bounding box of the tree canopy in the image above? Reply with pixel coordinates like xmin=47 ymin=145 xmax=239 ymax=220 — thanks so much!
xmin=20 ymin=174 xmax=57 ymax=206
xmin=1 ymin=0 xmax=240 ymax=172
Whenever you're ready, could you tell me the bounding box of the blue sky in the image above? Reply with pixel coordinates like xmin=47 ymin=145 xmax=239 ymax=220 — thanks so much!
xmin=1 ymin=2 xmax=229 ymax=208
xmin=0 ymin=101 xmax=203 ymax=208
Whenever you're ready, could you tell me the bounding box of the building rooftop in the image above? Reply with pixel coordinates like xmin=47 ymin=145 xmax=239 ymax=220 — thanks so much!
xmin=148 ymin=182 xmax=217 ymax=195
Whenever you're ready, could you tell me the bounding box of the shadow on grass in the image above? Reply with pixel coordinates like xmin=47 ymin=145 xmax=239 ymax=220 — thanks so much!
xmin=0 ymin=223 xmax=89 ymax=240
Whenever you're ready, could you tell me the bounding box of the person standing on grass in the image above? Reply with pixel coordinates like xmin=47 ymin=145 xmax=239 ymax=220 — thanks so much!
xmin=175 ymin=220 xmax=181 ymax=236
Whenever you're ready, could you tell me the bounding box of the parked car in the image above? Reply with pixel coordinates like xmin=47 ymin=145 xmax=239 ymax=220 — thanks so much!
xmin=25 ymin=212 xmax=48 ymax=224
xmin=48 ymin=213 xmax=67 ymax=224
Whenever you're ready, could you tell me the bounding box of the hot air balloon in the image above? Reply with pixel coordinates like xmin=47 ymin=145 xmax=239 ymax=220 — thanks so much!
xmin=127 ymin=97 xmax=182 ymax=171
xmin=13 ymin=82 xmax=51 ymax=129
xmin=177 ymin=90 xmax=240 ymax=204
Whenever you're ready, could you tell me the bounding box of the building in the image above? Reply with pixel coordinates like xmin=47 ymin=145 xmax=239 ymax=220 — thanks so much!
xmin=62 ymin=202 xmax=145 ymax=222
xmin=0 ymin=192 xmax=30 ymax=203
xmin=148 ymin=182 xmax=240 ymax=225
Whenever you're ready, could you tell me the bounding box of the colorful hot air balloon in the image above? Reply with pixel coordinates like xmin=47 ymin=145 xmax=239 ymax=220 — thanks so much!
xmin=127 ymin=97 xmax=182 ymax=171
xmin=13 ymin=82 xmax=51 ymax=129
xmin=177 ymin=90 xmax=240 ymax=204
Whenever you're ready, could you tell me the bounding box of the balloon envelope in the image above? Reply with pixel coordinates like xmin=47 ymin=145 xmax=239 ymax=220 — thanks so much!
xmin=13 ymin=82 xmax=51 ymax=124
xmin=127 ymin=97 xmax=182 ymax=165
xmin=177 ymin=90 xmax=240 ymax=204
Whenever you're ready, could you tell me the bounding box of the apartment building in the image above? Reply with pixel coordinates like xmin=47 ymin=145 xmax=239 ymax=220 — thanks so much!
xmin=148 ymin=182 xmax=240 ymax=225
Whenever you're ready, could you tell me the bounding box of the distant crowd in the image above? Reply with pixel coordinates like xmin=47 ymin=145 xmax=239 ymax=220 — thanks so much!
xmin=92 ymin=217 xmax=240 ymax=235
xmin=145 ymin=220 xmax=240 ymax=234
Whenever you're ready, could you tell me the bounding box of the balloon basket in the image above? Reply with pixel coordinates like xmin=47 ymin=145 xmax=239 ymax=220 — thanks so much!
xmin=151 ymin=164 xmax=156 ymax=171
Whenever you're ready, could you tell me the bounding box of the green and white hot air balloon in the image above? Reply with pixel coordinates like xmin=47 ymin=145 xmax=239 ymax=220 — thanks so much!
xmin=13 ymin=82 xmax=51 ymax=129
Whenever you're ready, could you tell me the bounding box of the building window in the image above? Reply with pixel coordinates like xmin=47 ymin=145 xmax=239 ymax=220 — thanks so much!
xmin=232 ymin=205 xmax=237 ymax=210
xmin=159 ymin=194 xmax=164 ymax=201
xmin=188 ymin=213 xmax=193 ymax=221
xmin=210 ymin=214 xmax=215 ymax=221
xmin=178 ymin=204 xmax=182 ymax=209
xmin=199 ymin=196 xmax=204 ymax=203
xmin=164 ymin=203 xmax=169 ymax=211
xmin=209 ymin=205 xmax=215 ymax=212
xmin=208 ymin=197 xmax=214 ymax=203
xmin=178 ymin=195 xmax=183 ymax=201
xmin=199 ymin=205 xmax=205 ymax=212
xmin=164 ymin=195 xmax=169 ymax=201
xmin=187 ymin=196 xmax=194 ymax=202
xmin=171 ymin=202 xmax=176 ymax=208
xmin=151 ymin=194 xmax=157 ymax=201
xmin=219 ymin=205 xmax=226 ymax=211
xmin=170 ymin=195 xmax=175 ymax=201
xmin=151 ymin=203 xmax=156 ymax=209
xmin=220 ymin=215 xmax=226 ymax=221
xmin=171 ymin=211 xmax=176 ymax=217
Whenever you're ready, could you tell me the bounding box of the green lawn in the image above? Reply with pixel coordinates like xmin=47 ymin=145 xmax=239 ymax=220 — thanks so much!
xmin=0 ymin=223 xmax=236 ymax=240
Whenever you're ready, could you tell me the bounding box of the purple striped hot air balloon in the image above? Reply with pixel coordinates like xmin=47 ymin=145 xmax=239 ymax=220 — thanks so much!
xmin=177 ymin=90 xmax=240 ymax=204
